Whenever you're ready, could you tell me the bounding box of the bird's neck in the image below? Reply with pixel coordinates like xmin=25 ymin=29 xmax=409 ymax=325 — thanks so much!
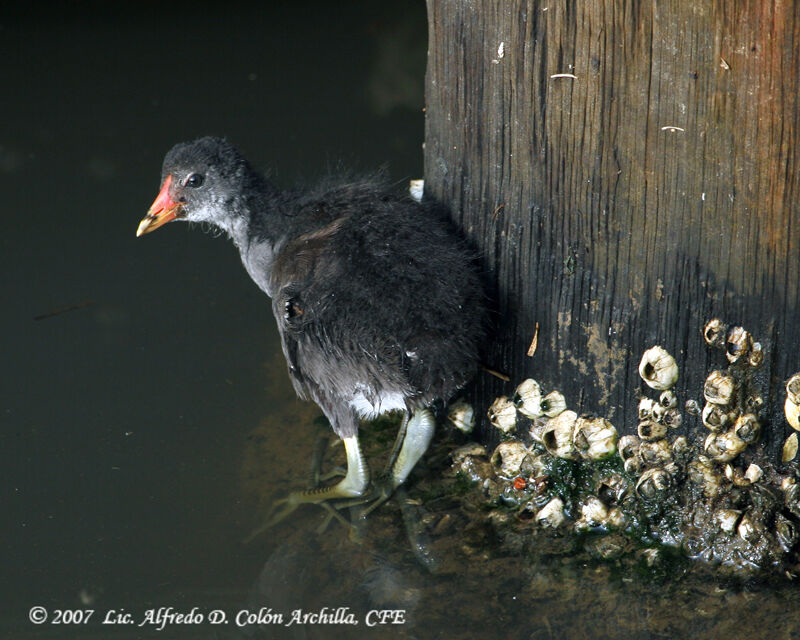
xmin=226 ymin=176 xmax=291 ymax=298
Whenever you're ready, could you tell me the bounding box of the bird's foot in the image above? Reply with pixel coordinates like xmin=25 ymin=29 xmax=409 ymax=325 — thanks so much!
xmin=324 ymin=474 xmax=396 ymax=520
xmin=243 ymin=484 xmax=364 ymax=542
xmin=244 ymin=436 xmax=370 ymax=542
xmin=317 ymin=467 xmax=347 ymax=482
xmin=355 ymin=475 xmax=396 ymax=519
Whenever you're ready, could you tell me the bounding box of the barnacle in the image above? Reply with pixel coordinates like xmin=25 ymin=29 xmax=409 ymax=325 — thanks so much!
xmin=513 ymin=378 xmax=542 ymax=418
xmin=572 ymin=415 xmax=618 ymax=460
xmin=703 ymin=371 xmax=736 ymax=405
xmin=726 ymin=326 xmax=752 ymax=364
xmin=488 ymin=396 xmax=517 ymax=433
xmin=638 ymin=346 xmax=679 ymax=390
xmin=447 ymin=399 xmax=475 ymax=434
xmin=542 ymin=410 xmax=578 ymax=460
xmin=703 ymin=318 xmax=726 ymax=347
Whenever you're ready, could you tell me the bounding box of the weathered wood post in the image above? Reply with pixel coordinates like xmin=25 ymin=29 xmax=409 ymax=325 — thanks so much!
xmin=425 ymin=0 xmax=800 ymax=458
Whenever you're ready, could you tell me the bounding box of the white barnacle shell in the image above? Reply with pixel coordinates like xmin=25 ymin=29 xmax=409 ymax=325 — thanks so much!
xmin=638 ymin=439 xmax=672 ymax=466
xmin=733 ymin=413 xmax=760 ymax=444
xmin=701 ymin=402 xmax=734 ymax=432
xmin=638 ymin=397 xmax=656 ymax=420
xmin=662 ymin=408 xmax=682 ymax=430
xmin=488 ymin=396 xmax=517 ymax=434
xmin=726 ymin=326 xmax=752 ymax=363
xmin=536 ymin=497 xmax=566 ymax=528
xmin=651 ymin=403 xmax=667 ymax=422
xmin=783 ymin=432 xmax=799 ymax=463
xmin=775 ymin=514 xmax=799 ymax=552
xmin=490 ymin=440 xmax=529 ymax=477
xmin=785 ymin=398 xmax=800 ymax=431
xmin=737 ymin=513 xmax=761 ymax=542
xmin=522 ymin=452 xmax=550 ymax=478
xmin=638 ymin=346 xmax=678 ymax=390
xmin=637 ymin=420 xmax=667 ymax=441
xmin=572 ymin=415 xmax=618 ymax=460
xmin=724 ymin=463 xmax=752 ymax=487
xmin=617 ymin=435 xmax=640 ymax=462
xmin=746 ymin=394 xmax=764 ymax=412
xmin=606 ymin=507 xmax=628 ymax=529
xmin=542 ymin=410 xmax=578 ymax=459
xmin=635 ymin=467 xmax=672 ymax=499
xmin=596 ymin=473 xmax=629 ymax=504
xmin=513 ymin=378 xmax=543 ymax=418
xmin=451 ymin=442 xmax=487 ymax=465
xmin=575 ymin=496 xmax=608 ymax=531
xmin=540 ymin=390 xmax=567 ymax=418
xmin=715 ymin=509 xmax=741 ymax=534
xmin=671 ymin=435 xmax=689 ymax=455
xmin=704 ymin=431 xmax=747 ymax=462
xmin=685 ymin=398 xmax=701 ymax=415
xmin=703 ymin=318 xmax=726 ymax=347
xmin=787 ymin=374 xmax=800 ymax=406
xmin=528 ymin=418 xmax=548 ymax=445
xmin=447 ymin=399 xmax=475 ymax=434
xmin=688 ymin=457 xmax=722 ymax=498
xmin=624 ymin=457 xmax=642 ymax=474
xmin=659 ymin=390 xmax=678 ymax=409
xmin=745 ymin=463 xmax=763 ymax=483
xmin=618 ymin=435 xmax=642 ymax=473
xmin=703 ymin=370 xmax=736 ymax=405
xmin=748 ymin=342 xmax=764 ymax=367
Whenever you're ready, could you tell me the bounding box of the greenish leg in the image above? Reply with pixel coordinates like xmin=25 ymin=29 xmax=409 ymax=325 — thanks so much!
xmin=244 ymin=436 xmax=370 ymax=541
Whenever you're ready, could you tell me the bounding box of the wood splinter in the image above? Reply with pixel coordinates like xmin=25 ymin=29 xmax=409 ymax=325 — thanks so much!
xmin=527 ymin=322 xmax=540 ymax=357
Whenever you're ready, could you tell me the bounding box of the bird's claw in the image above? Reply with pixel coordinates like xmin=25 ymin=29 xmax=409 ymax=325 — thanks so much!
xmin=326 ymin=475 xmax=395 ymax=519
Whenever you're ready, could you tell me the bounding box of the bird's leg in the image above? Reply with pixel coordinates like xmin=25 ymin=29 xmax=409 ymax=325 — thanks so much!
xmin=245 ymin=436 xmax=370 ymax=539
xmin=386 ymin=409 xmax=435 ymax=488
xmin=308 ymin=429 xmax=331 ymax=487
xmin=308 ymin=431 xmax=345 ymax=486
xmin=383 ymin=412 xmax=410 ymax=476
xmin=358 ymin=408 xmax=436 ymax=517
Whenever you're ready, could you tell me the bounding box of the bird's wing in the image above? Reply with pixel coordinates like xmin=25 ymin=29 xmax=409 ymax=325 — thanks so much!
xmin=268 ymin=215 xmax=349 ymax=293
xmin=270 ymin=215 xmax=350 ymax=400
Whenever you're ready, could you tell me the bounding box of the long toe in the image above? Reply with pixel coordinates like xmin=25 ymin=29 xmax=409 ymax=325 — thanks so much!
xmin=243 ymin=495 xmax=302 ymax=542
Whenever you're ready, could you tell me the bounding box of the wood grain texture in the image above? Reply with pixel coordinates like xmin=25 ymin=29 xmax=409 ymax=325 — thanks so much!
xmin=425 ymin=0 xmax=800 ymax=453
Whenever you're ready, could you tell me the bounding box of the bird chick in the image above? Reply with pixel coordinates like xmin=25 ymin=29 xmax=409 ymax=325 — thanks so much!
xmin=137 ymin=137 xmax=486 ymax=527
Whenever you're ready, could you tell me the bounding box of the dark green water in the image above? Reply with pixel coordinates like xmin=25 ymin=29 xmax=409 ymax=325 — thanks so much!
xmin=3 ymin=2 xmax=799 ymax=639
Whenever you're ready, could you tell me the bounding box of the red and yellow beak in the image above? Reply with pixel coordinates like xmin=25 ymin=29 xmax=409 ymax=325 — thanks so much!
xmin=136 ymin=175 xmax=184 ymax=237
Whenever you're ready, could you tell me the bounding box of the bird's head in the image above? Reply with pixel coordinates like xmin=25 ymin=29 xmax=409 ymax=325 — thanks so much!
xmin=137 ymin=137 xmax=250 ymax=237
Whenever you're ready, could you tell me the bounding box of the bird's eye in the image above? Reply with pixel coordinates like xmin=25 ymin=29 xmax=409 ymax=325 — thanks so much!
xmin=185 ymin=173 xmax=204 ymax=188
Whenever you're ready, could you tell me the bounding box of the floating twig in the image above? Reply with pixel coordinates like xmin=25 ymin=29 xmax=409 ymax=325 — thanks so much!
xmin=482 ymin=365 xmax=511 ymax=382
xmin=34 ymin=300 xmax=94 ymax=321
xmin=550 ymin=73 xmax=577 ymax=79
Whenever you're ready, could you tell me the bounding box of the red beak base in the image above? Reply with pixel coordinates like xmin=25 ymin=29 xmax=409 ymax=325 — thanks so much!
xmin=136 ymin=175 xmax=184 ymax=236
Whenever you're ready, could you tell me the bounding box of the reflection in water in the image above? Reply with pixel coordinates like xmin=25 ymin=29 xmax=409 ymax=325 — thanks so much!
xmin=234 ymin=417 xmax=800 ymax=640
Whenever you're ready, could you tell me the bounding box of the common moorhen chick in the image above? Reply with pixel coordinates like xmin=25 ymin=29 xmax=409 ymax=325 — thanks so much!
xmin=137 ymin=137 xmax=485 ymax=525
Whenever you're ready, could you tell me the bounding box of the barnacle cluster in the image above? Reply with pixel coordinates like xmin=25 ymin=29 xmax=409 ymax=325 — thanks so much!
xmin=449 ymin=320 xmax=800 ymax=575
